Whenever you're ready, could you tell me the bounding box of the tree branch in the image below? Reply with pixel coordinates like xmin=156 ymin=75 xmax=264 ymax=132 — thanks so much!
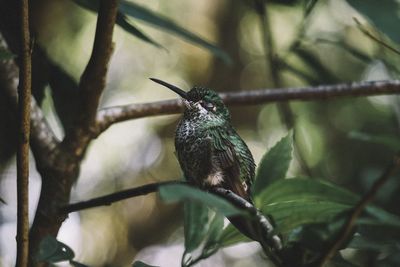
xmin=210 ymin=187 xmax=284 ymax=267
xmin=316 ymin=154 xmax=400 ymax=266
xmin=95 ymin=79 xmax=400 ymax=134
xmin=60 ymin=180 xmax=184 ymax=214
xmin=61 ymin=181 xmax=285 ymax=265
xmin=15 ymin=0 xmax=31 ymax=265
xmin=62 ymin=0 xmax=119 ymax=158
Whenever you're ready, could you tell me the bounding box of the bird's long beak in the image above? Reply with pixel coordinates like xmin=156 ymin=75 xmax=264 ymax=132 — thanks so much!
xmin=150 ymin=78 xmax=188 ymax=99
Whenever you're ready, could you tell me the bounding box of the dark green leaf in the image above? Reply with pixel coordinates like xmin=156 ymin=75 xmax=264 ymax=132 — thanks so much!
xmin=346 ymin=0 xmax=400 ymax=43
xmin=159 ymin=184 xmax=244 ymax=217
xmin=118 ymin=1 xmax=231 ymax=64
xmin=252 ymin=131 xmax=293 ymax=198
xmin=202 ymin=213 xmax=225 ymax=255
xmin=132 ymin=261 xmax=159 ymax=267
xmin=116 ymin=13 xmax=162 ymax=48
xmin=348 ymin=131 xmax=400 ymax=151
xmin=72 ymin=0 xmax=161 ymax=47
xmin=36 ymin=236 xmax=75 ymax=263
xmin=184 ymin=201 xmax=209 ymax=253
xmin=0 ymin=49 xmax=15 ymax=60
xmin=258 ymin=178 xmax=359 ymax=234
xmin=258 ymin=177 xmax=359 ymax=207
xmin=220 ymin=224 xmax=251 ymax=247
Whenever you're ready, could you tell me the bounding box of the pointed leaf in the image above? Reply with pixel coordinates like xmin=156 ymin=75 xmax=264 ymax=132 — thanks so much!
xmin=116 ymin=13 xmax=162 ymax=48
xmin=346 ymin=0 xmax=400 ymax=43
xmin=184 ymin=201 xmax=209 ymax=253
xmin=159 ymin=184 xmax=244 ymax=217
xmin=252 ymin=131 xmax=293 ymax=197
xmin=71 ymin=0 xmax=162 ymax=48
xmin=119 ymin=0 xmax=231 ymax=64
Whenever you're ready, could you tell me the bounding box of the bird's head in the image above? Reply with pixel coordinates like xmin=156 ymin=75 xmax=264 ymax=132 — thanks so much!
xmin=150 ymin=78 xmax=230 ymax=121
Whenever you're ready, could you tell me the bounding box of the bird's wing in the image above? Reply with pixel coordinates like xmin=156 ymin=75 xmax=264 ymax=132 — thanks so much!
xmin=208 ymin=127 xmax=253 ymax=200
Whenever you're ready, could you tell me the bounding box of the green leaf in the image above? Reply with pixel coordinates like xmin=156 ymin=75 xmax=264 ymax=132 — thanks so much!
xmin=258 ymin=178 xmax=359 ymax=234
xmin=159 ymin=184 xmax=244 ymax=217
xmin=184 ymin=201 xmax=210 ymax=253
xmin=72 ymin=0 xmax=161 ymax=47
xmin=202 ymin=213 xmax=225 ymax=255
xmin=116 ymin=13 xmax=162 ymax=48
xmin=36 ymin=236 xmax=75 ymax=263
xmin=71 ymin=0 xmax=231 ymax=62
xmin=118 ymin=0 xmax=232 ymax=64
xmin=132 ymin=261 xmax=159 ymax=267
xmin=219 ymin=224 xmax=251 ymax=247
xmin=346 ymin=0 xmax=400 ymax=43
xmin=252 ymin=131 xmax=293 ymax=198
xmin=348 ymin=131 xmax=400 ymax=151
xmin=0 ymin=49 xmax=15 ymax=60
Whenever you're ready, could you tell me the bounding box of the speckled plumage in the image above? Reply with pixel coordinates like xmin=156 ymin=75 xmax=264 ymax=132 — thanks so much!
xmin=174 ymin=87 xmax=256 ymax=200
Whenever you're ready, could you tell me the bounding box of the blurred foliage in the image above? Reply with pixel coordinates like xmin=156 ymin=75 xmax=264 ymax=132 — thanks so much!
xmin=2 ymin=0 xmax=400 ymax=266
xmin=0 ymin=48 xmax=14 ymax=60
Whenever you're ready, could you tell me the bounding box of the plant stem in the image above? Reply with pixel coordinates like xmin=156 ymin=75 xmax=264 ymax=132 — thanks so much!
xmin=16 ymin=0 xmax=31 ymax=266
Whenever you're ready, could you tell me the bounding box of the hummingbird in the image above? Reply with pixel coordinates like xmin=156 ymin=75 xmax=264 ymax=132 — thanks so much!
xmin=150 ymin=78 xmax=261 ymax=239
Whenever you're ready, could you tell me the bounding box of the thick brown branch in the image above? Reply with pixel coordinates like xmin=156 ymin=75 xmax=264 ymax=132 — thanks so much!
xmin=16 ymin=0 xmax=31 ymax=265
xmin=317 ymin=154 xmax=400 ymax=266
xmin=28 ymin=2 xmax=119 ymax=265
xmin=63 ymin=0 xmax=119 ymax=157
xmin=60 ymin=180 xmax=184 ymax=213
xmin=95 ymin=80 xmax=400 ymax=134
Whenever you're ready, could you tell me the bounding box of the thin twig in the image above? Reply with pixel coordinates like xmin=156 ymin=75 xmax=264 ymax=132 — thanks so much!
xmin=60 ymin=181 xmax=185 ymax=213
xmin=316 ymin=154 xmax=400 ymax=266
xmin=95 ymin=80 xmax=400 ymax=135
xmin=16 ymin=0 xmax=31 ymax=265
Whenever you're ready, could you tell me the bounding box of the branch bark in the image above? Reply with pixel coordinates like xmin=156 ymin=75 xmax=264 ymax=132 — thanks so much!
xmin=95 ymin=79 xmax=400 ymax=135
xmin=316 ymin=154 xmax=400 ymax=266
xmin=62 ymin=0 xmax=118 ymax=158
xmin=60 ymin=180 xmax=184 ymax=213
xmin=27 ymin=1 xmax=119 ymax=265
xmin=15 ymin=0 xmax=31 ymax=265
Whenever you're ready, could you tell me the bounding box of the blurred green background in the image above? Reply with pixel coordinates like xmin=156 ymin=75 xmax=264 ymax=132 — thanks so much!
xmin=1 ymin=0 xmax=400 ymax=266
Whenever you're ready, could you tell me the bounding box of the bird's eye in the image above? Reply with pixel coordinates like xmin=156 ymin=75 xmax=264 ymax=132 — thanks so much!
xmin=202 ymin=101 xmax=216 ymax=111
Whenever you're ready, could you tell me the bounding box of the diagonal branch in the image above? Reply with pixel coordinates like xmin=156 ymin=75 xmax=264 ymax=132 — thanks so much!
xmin=95 ymin=79 xmax=400 ymax=135
xmin=62 ymin=0 xmax=119 ymax=157
xmin=61 ymin=180 xmax=285 ymax=266
xmin=316 ymin=153 xmax=400 ymax=266
xmin=60 ymin=180 xmax=184 ymax=214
